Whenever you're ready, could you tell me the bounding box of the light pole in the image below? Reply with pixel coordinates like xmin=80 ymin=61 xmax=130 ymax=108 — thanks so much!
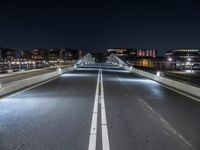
xmin=33 ymin=61 xmax=36 ymax=69
xmin=18 ymin=60 xmax=21 ymax=71
xmin=168 ymin=57 xmax=172 ymax=70
xmin=187 ymin=58 xmax=192 ymax=72
xmin=26 ymin=61 xmax=29 ymax=70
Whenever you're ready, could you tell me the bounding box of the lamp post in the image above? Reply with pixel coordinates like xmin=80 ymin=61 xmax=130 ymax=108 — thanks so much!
xmin=18 ymin=60 xmax=21 ymax=71
xmin=33 ymin=61 xmax=36 ymax=69
xmin=187 ymin=58 xmax=192 ymax=72
xmin=167 ymin=58 xmax=172 ymax=69
xmin=26 ymin=61 xmax=29 ymax=70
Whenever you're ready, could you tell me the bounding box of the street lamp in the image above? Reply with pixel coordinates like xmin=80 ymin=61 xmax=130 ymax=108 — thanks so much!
xmin=33 ymin=61 xmax=36 ymax=69
xmin=167 ymin=58 xmax=173 ymax=69
xmin=168 ymin=58 xmax=172 ymax=61
xmin=187 ymin=58 xmax=192 ymax=72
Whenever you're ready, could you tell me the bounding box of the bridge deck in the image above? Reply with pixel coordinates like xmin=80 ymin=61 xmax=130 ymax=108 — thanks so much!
xmin=0 ymin=63 xmax=199 ymax=150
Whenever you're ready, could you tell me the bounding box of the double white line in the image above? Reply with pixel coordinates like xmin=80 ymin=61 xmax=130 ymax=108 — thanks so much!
xmin=88 ymin=69 xmax=110 ymax=150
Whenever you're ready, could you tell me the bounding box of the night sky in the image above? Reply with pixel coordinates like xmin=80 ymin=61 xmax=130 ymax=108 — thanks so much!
xmin=0 ymin=0 xmax=200 ymax=55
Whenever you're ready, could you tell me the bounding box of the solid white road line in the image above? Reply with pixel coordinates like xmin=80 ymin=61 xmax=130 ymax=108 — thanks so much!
xmin=100 ymin=69 xmax=110 ymax=150
xmin=88 ymin=69 xmax=100 ymax=150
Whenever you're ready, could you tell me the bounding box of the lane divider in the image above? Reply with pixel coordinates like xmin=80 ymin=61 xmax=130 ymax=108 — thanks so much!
xmin=100 ymin=69 xmax=110 ymax=150
xmin=88 ymin=69 xmax=110 ymax=150
xmin=88 ymin=70 xmax=100 ymax=150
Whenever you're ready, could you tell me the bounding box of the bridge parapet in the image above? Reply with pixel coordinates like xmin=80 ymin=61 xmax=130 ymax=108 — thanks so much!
xmin=74 ymin=53 xmax=93 ymax=67
xmin=108 ymin=54 xmax=129 ymax=68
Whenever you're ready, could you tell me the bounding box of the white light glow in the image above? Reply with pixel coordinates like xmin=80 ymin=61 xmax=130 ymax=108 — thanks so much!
xmin=186 ymin=62 xmax=191 ymax=65
xmin=61 ymin=73 xmax=95 ymax=77
xmin=156 ymin=71 xmax=160 ymax=76
xmin=57 ymin=68 xmax=62 ymax=73
xmin=103 ymin=69 xmax=129 ymax=73
xmin=185 ymin=70 xmax=193 ymax=73
xmin=108 ymin=77 xmax=156 ymax=84
xmin=168 ymin=58 xmax=172 ymax=61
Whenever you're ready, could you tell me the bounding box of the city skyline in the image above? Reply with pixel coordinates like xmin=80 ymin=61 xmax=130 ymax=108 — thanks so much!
xmin=1 ymin=0 xmax=200 ymax=55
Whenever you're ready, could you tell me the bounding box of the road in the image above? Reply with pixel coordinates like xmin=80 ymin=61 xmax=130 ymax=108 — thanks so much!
xmin=0 ymin=63 xmax=200 ymax=150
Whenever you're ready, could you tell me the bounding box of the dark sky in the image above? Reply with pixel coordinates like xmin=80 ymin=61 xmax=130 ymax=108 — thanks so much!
xmin=0 ymin=0 xmax=200 ymax=55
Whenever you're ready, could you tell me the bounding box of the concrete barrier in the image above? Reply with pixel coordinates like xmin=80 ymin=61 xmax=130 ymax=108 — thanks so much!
xmin=108 ymin=54 xmax=200 ymax=99
xmin=0 ymin=66 xmax=75 ymax=97
xmin=127 ymin=66 xmax=200 ymax=98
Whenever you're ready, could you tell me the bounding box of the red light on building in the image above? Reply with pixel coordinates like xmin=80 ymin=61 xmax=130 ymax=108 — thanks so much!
xmin=136 ymin=49 xmax=157 ymax=58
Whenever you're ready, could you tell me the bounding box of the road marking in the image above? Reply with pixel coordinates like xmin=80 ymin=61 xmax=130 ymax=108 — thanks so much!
xmin=138 ymin=98 xmax=194 ymax=150
xmin=100 ymin=69 xmax=110 ymax=150
xmin=88 ymin=69 xmax=100 ymax=150
xmin=128 ymin=70 xmax=200 ymax=103
xmin=88 ymin=69 xmax=110 ymax=150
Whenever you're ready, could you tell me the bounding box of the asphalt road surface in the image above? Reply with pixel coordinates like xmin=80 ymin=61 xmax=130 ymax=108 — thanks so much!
xmin=0 ymin=63 xmax=200 ymax=150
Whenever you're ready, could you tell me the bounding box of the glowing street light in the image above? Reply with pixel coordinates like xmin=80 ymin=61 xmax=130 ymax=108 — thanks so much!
xmin=168 ymin=58 xmax=172 ymax=61
xmin=156 ymin=71 xmax=160 ymax=76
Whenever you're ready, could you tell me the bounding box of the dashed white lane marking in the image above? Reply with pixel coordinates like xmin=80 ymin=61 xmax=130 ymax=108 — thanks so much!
xmin=100 ymin=69 xmax=110 ymax=150
xmin=88 ymin=69 xmax=110 ymax=150
xmin=88 ymin=70 xmax=100 ymax=150
xmin=138 ymin=98 xmax=194 ymax=150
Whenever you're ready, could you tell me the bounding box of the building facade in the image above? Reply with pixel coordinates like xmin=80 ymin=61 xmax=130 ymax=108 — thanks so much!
xmin=0 ymin=48 xmax=16 ymax=62
xmin=136 ymin=49 xmax=157 ymax=58
xmin=165 ymin=49 xmax=200 ymax=62
xmin=107 ymin=48 xmax=157 ymax=58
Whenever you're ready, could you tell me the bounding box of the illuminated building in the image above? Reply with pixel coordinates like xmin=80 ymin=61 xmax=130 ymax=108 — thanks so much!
xmin=107 ymin=48 xmax=156 ymax=58
xmin=136 ymin=49 xmax=157 ymax=58
xmin=62 ymin=49 xmax=82 ymax=60
xmin=107 ymin=48 xmax=130 ymax=56
xmin=30 ymin=49 xmax=47 ymax=61
xmin=165 ymin=49 xmax=200 ymax=62
xmin=48 ymin=48 xmax=62 ymax=61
